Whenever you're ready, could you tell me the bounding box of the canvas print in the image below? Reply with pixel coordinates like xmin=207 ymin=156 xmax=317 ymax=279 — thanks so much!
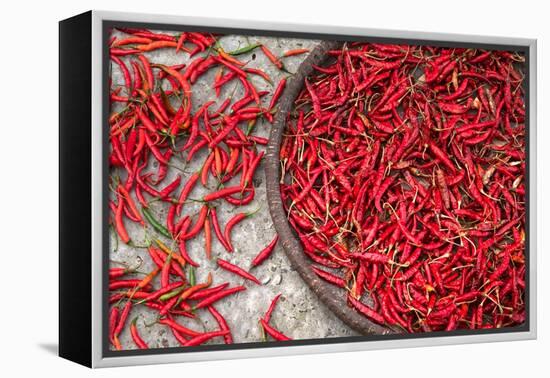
xmin=107 ymin=25 xmax=527 ymax=351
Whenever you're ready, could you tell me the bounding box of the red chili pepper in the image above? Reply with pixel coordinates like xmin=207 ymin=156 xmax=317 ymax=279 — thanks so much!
xmin=213 ymin=56 xmax=248 ymax=78
xmin=208 ymin=117 xmax=239 ymax=149
xmin=223 ymin=209 xmax=258 ymax=252
xmin=207 ymin=306 xmax=233 ymax=344
xmin=111 ymin=55 xmax=132 ymax=93
xmin=251 ymin=235 xmax=279 ymax=267
xmin=176 ymin=172 xmax=199 ymax=215
xmin=188 ymin=283 xmax=229 ymax=300
xmin=244 ymin=68 xmax=272 ymax=84
xmin=161 ymin=253 xmax=172 ymax=288
xmin=137 ymin=55 xmax=154 ymax=92
xmin=348 ymin=295 xmax=385 ymax=325
xmin=263 ymin=293 xmax=282 ymax=323
xmin=201 ymin=151 xmax=215 ymax=186
xmin=144 ymin=134 xmax=170 ymax=166
xmin=113 ymin=299 xmax=133 ymax=337
xmin=183 ymin=330 xmax=229 ymax=346
xmin=259 ymin=319 xmax=291 ymax=341
xmin=260 ymin=45 xmax=283 ymax=69
xmin=218 ymin=48 xmax=246 ymax=67
xmin=131 ymin=30 xmax=176 ymax=42
xmin=268 ymin=78 xmax=286 ymax=111
xmin=243 ymin=151 xmax=264 ymax=188
xmin=110 ymin=48 xmax=141 ymax=56
xmin=181 ymin=205 xmax=208 ymax=241
xmin=282 ymin=48 xmax=310 ymax=57
xmin=304 ymin=78 xmax=322 ymax=119
xmin=135 ymin=282 xmax=184 ymax=304
xmin=130 ymin=318 xmax=149 ymax=349
xmin=109 ymin=267 xmax=127 ymax=280
xmin=158 ymin=318 xmax=202 ymax=337
xmin=175 ymin=32 xmax=187 ymax=52
xmin=203 ymin=186 xmax=243 ymax=202
xmin=193 ymin=285 xmax=246 ymax=310
xmin=112 ymin=36 xmax=153 ymax=47
xmin=204 ymin=217 xmax=212 ymax=260
xmin=118 ymin=185 xmax=144 ymax=225
xmin=428 ymin=141 xmax=456 ymax=173
xmin=137 ymin=40 xmax=178 ymax=52
xmin=109 ymin=306 xmax=119 ymax=343
xmin=217 ymin=259 xmax=261 ymax=285
xmin=225 ymin=148 xmax=240 ymax=175
xmin=177 ymin=235 xmax=200 ymax=268
xmin=115 ymin=197 xmax=130 ymax=244
xmin=209 ymin=207 xmax=232 ymax=252
xmin=158 ymin=175 xmax=181 ymax=199
xmin=311 ymin=266 xmax=347 ymax=288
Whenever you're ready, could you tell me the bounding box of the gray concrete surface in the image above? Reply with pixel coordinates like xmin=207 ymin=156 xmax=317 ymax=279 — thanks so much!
xmin=109 ymin=30 xmax=358 ymax=350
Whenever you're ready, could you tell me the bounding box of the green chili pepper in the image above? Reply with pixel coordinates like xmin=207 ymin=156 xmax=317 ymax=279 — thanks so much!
xmin=259 ymin=320 xmax=267 ymax=342
xmin=246 ymin=119 xmax=256 ymax=136
xmin=159 ymin=287 xmax=186 ymax=301
xmin=227 ymin=43 xmax=262 ymax=56
xmin=142 ymin=207 xmax=172 ymax=239
xmin=188 ymin=266 xmax=196 ymax=287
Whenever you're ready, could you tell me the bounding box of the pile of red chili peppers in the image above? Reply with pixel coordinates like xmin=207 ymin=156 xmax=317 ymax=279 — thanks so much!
xmin=108 ymin=28 xmax=305 ymax=349
xmin=280 ymin=43 xmax=526 ymax=332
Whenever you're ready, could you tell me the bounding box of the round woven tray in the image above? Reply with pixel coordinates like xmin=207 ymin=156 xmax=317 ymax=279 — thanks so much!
xmin=265 ymin=40 xmax=399 ymax=336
